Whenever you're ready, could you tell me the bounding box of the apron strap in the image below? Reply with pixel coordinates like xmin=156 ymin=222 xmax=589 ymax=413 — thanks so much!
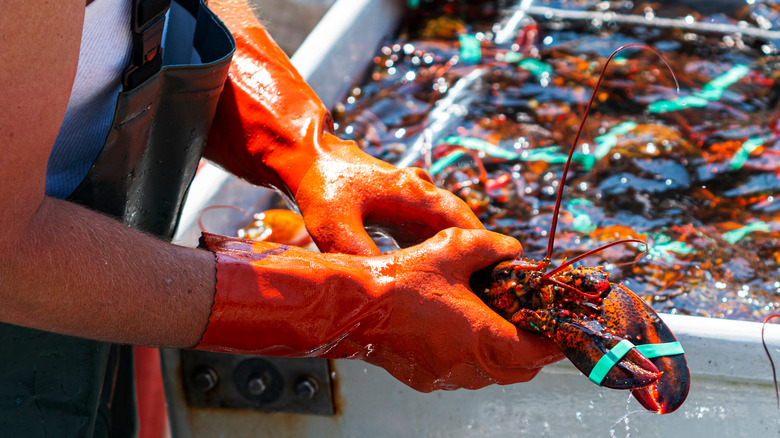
xmin=123 ymin=0 xmax=172 ymax=90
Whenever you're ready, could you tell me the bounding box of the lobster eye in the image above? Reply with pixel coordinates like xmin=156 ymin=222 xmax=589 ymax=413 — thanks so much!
xmin=513 ymin=271 xmax=528 ymax=283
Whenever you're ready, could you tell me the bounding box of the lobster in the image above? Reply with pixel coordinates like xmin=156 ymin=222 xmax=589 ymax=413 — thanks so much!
xmin=470 ymin=44 xmax=690 ymax=414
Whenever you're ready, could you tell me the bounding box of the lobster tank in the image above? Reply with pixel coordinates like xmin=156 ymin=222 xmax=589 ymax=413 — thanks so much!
xmin=165 ymin=0 xmax=780 ymax=436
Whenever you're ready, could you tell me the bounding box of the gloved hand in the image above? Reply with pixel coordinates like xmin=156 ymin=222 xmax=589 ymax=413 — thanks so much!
xmin=204 ymin=25 xmax=483 ymax=256
xmin=196 ymin=228 xmax=561 ymax=392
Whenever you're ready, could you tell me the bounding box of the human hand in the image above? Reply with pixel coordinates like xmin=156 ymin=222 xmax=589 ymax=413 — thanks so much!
xmin=204 ymin=26 xmax=481 ymax=255
xmin=293 ymin=143 xmax=483 ymax=255
xmin=354 ymin=227 xmax=564 ymax=391
xmin=196 ymin=228 xmax=563 ymax=391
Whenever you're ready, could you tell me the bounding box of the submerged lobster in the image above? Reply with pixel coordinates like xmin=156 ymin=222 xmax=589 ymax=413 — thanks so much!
xmin=471 ymin=44 xmax=690 ymax=414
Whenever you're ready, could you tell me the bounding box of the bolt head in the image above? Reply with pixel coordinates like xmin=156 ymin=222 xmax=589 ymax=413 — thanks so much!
xmin=247 ymin=375 xmax=268 ymax=396
xmin=193 ymin=368 xmax=219 ymax=392
xmin=294 ymin=376 xmax=319 ymax=400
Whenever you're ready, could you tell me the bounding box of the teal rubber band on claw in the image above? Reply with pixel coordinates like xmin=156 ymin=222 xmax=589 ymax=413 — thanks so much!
xmin=635 ymin=341 xmax=684 ymax=358
xmin=588 ymin=341 xmax=685 ymax=386
xmin=589 ymin=339 xmax=635 ymax=385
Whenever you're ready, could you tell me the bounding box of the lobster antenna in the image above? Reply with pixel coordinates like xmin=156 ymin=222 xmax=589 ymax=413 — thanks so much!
xmin=543 ymin=238 xmax=647 ymax=280
xmin=762 ymin=313 xmax=780 ymax=410
xmin=544 ymin=43 xmax=680 ymax=262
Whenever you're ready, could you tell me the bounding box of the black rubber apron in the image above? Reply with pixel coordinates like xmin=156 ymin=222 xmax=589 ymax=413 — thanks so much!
xmin=0 ymin=1 xmax=234 ymax=436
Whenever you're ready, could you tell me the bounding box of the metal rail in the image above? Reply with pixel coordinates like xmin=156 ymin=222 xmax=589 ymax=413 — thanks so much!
xmin=525 ymin=5 xmax=780 ymax=41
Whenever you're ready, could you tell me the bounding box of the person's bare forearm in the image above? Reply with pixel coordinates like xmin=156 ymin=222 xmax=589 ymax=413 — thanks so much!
xmin=0 ymin=0 xmax=215 ymax=349
xmin=0 ymin=196 xmax=215 ymax=348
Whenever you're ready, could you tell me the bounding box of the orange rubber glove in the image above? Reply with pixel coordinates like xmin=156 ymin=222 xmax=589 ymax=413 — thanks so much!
xmin=204 ymin=25 xmax=483 ymax=256
xmin=196 ymin=228 xmax=561 ymax=392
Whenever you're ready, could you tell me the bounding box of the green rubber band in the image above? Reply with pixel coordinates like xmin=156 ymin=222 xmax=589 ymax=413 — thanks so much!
xmin=648 ymin=64 xmax=749 ymax=114
xmin=566 ymin=200 xmax=596 ymax=233
xmin=458 ymin=34 xmax=482 ymax=64
xmin=429 ymin=150 xmax=465 ymax=175
xmin=635 ymin=341 xmax=685 ymax=358
xmin=588 ymin=341 xmax=686 ymax=386
xmin=518 ymin=59 xmax=552 ymax=76
xmin=518 ymin=147 xmax=596 ymax=169
xmin=729 ymin=137 xmax=764 ymax=170
xmin=721 ymin=221 xmax=770 ymax=245
xmin=589 ymin=339 xmax=635 ymax=385
xmin=503 ymin=51 xmax=523 ymax=64
xmin=440 ymin=136 xmax=519 ymax=160
xmin=593 ymin=121 xmax=638 ymax=159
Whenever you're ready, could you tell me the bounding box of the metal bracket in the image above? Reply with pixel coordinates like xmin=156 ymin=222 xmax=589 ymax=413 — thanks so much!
xmin=180 ymin=350 xmax=335 ymax=416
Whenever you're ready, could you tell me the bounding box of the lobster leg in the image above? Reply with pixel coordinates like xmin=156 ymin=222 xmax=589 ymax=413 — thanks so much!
xmin=601 ymin=284 xmax=690 ymax=414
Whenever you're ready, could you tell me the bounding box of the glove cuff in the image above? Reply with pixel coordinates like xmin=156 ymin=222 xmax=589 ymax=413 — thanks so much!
xmin=195 ymin=232 xmax=390 ymax=358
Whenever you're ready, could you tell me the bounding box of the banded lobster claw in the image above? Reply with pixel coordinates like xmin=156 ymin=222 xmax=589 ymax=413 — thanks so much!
xmin=467 ymin=43 xmax=689 ymax=414
xmin=522 ymin=306 xmax=662 ymax=390
xmin=471 ymin=259 xmax=690 ymax=414
xmin=602 ymin=283 xmax=690 ymax=414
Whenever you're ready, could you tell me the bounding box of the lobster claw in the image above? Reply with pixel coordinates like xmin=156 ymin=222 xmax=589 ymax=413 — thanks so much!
xmin=600 ymin=284 xmax=691 ymax=414
xmin=532 ymin=309 xmax=661 ymax=390
xmin=469 ymin=260 xmax=689 ymax=414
